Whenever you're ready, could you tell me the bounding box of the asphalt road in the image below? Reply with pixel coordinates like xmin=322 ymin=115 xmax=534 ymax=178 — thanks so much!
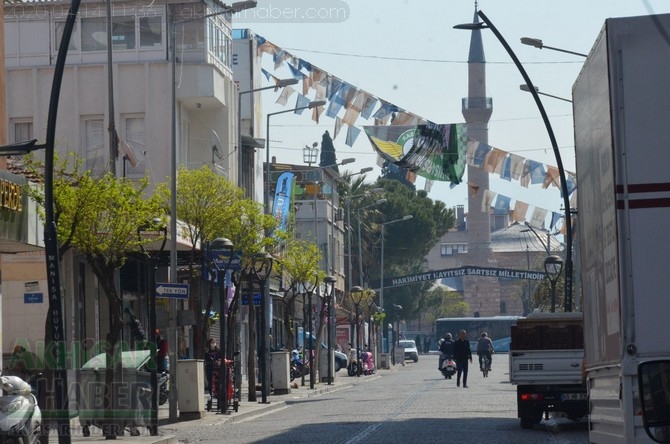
xmin=169 ymin=353 xmax=589 ymax=443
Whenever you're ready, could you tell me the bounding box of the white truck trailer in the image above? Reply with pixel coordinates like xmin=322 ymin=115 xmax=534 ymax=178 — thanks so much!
xmin=574 ymin=12 xmax=670 ymax=443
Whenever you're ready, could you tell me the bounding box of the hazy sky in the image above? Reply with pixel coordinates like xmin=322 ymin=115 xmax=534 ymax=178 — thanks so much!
xmin=233 ymin=0 xmax=670 ymax=225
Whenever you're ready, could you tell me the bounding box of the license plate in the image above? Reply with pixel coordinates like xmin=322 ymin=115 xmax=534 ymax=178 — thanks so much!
xmin=560 ymin=393 xmax=586 ymax=401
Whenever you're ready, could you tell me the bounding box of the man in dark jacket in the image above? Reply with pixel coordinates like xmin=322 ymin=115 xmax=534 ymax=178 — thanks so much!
xmin=453 ymin=329 xmax=473 ymax=388
xmin=438 ymin=333 xmax=455 ymax=370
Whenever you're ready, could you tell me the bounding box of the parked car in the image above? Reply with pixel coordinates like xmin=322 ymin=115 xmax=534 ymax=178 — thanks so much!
xmin=398 ymin=340 xmax=419 ymax=362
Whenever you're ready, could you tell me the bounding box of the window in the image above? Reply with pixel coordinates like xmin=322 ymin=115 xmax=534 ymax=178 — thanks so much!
xmin=111 ymin=17 xmax=136 ymax=49
xmin=82 ymin=117 xmax=105 ymax=173
xmin=139 ymin=16 xmax=162 ymax=47
xmin=123 ymin=116 xmax=146 ymax=178
xmin=81 ymin=18 xmax=107 ymax=51
xmin=440 ymin=243 xmax=468 ymax=256
xmin=54 ymin=21 xmax=79 ymax=51
xmin=13 ymin=121 xmax=33 ymax=142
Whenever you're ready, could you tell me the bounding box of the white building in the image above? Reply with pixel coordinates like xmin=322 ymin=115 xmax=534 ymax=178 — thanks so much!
xmin=2 ymin=0 xmax=242 ymax=356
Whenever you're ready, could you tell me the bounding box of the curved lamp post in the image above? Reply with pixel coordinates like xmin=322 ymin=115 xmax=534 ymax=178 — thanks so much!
xmin=520 ymin=37 xmax=587 ymax=57
xmin=250 ymin=252 xmax=273 ymax=403
xmin=207 ymin=238 xmax=235 ymax=413
xmin=544 ymin=255 xmax=563 ymax=313
xmin=380 ymin=215 xmax=413 ymax=352
xmin=237 ymin=78 xmax=298 ymax=189
xmin=454 ymin=10 xmax=573 ymax=313
xmin=350 ymin=286 xmax=364 ymax=377
xmin=137 ymin=218 xmax=167 ymax=434
xmin=264 ymin=100 xmax=326 ymax=214
xmin=357 ymin=199 xmax=387 ymax=286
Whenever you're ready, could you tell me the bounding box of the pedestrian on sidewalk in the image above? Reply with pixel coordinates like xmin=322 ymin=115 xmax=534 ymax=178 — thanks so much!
xmin=453 ymin=330 xmax=472 ymax=388
xmin=204 ymin=338 xmax=221 ymax=395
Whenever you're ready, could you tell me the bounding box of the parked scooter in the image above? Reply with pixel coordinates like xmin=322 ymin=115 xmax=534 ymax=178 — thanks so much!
xmin=360 ymin=351 xmax=375 ymax=375
xmin=158 ymin=370 xmax=169 ymax=405
xmin=0 ymin=371 xmax=41 ymax=444
xmin=290 ymin=350 xmax=309 ymax=381
xmin=441 ymin=355 xmax=457 ymax=379
xmin=347 ymin=348 xmax=358 ymax=376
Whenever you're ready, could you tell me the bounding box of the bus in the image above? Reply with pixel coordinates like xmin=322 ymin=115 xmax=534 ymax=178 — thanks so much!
xmin=434 ymin=316 xmax=523 ymax=352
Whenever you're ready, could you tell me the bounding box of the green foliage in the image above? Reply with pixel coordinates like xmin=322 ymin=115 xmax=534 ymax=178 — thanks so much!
xmin=420 ymin=287 xmax=469 ymax=327
xmin=319 ymin=131 xmax=338 ymax=172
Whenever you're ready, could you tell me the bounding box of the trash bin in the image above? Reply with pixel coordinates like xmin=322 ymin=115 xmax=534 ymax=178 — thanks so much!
xmin=318 ymin=348 xmax=334 ymax=383
xmin=177 ymin=359 xmax=205 ymax=419
xmin=79 ymin=350 xmax=152 ymax=437
xmin=379 ymin=353 xmax=390 ymax=370
xmin=271 ymin=351 xmax=291 ymax=395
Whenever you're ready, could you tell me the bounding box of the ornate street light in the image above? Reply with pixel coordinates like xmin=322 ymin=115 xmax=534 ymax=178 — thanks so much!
xmin=137 ymin=218 xmax=167 ymax=435
xmin=323 ymin=276 xmax=337 ymax=385
xmin=303 ymin=142 xmax=319 ymax=166
xmin=250 ymin=252 xmax=273 ymax=403
xmin=544 ymin=255 xmax=563 ymax=313
xmin=304 ymin=273 xmax=320 ymax=389
xmin=207 ymin=238 xmax=235 ymax=413
xmin=350 ymin=286 xmax=364 ymax=377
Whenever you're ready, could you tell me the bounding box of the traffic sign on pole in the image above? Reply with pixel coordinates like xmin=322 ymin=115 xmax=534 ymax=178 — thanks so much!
xmin=155 ymin=282 xmax=189 ymax=299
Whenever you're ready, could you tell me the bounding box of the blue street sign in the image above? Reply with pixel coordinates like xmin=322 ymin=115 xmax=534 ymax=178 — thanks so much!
xmin=240 ymin=293 xmax=262 ymax=306
xmin=155 ymin=282 xmax=190 ymax=299
xmin=24 ymin=293 xmax=43 ymax=304
xmin=209 ymin=250 xmax=242 ymax=271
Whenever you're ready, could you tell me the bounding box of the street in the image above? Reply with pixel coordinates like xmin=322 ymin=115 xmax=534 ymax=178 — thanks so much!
xmin=166 ymin=353 xmax=589 ymax=443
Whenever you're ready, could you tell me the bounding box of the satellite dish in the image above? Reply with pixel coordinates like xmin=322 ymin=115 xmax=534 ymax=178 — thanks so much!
xmin=210 ymin=130 xmax=223 ymax=161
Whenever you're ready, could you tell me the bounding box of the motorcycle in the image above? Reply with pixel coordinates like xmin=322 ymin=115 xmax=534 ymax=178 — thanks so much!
xmin=441 ymin=355 xmax=457 ymax=379
xmin=158 ymin=370 xmax=169 ymax=406
xmin=360 ymin=351 xmax=375 ymax=375
xmin=0 ymin=371 xmax=41 ymax=444
xmin=290 ymin=350 xmax=309 ymax=381
xmin=347 ymin=348 xmax=358 ymax=376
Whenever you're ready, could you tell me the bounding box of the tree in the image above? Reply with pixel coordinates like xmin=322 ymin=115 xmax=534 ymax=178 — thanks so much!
xmin=155 ymin=165 xmax=246 ymax=360
xmin=274 ymin=238 xmax=323 ymax=350
xmin=319 ymin=130 xmax=338 ymax=172
xmin=420 ymin=287 xmax=469 ymax=327
xmin=26 ymin=153 xmax=163 ymax=436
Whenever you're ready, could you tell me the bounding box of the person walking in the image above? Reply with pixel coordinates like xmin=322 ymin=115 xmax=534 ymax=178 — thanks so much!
xmin=204 ymin=338 xmax=221 ymax=396
xmin=453 ymin=329 xmax=472 ymax=388
xmin=477 ymin=332 xmax=494 ymax=371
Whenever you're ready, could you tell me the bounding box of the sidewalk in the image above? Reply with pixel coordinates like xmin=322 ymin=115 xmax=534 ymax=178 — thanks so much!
xmin=46 ymin=371 xmax=384 ymax=443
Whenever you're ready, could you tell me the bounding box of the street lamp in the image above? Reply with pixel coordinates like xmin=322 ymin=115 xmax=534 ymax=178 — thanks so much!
xmin=237 ymin=78 xmax=298 ymax=191
xmin=380 ymin=215 xmax=413 ymax=353
xmin=169 ymin=0 xmax=257 ymax=420
xmin=206 ymin=238 xmax=235 ymax=413
xmin=357 ymin=199 xmax=387 ymax=287
xmin=520 ymin=37 xmax=587 ymax=57
xmin=544 ymin=255 xmax=563 ymax=313
xmin=343 ymin=188 xmax=382 ymax=294
xmin=350 ymin=286 xmax=364 ymax=377
xmin=303 ymin=272 xmax=320 ymax=389
xmin=137 ymin=218 xmax=167 ymax=435
xmin=323 ymin=276 xmax=336 ymax=385
xmin=0 ymin=1 xmax=80 ymax=440
xmin=250 ymin=252 xmax=273 ymax=403
xmin=519 ymin=84 xmax=571 ymax=103
xmin=264 ymin=100 xmax=327 ymax=214
xmin=392 ymin=304 xmax=403 ymax=365
xmin=454 ymin=10 xmax=574 ymax=313
xmin=303 ymin=142 xmax=319 ymax=166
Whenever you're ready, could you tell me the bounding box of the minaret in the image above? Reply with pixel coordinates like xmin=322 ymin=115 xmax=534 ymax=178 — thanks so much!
xmin=461 ymin=4 xmax=500 ymax=316
xmin=462 ymin=5 xmax=492 ymax=252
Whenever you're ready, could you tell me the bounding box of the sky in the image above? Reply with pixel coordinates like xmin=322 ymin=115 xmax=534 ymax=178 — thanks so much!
xmin=232 ymin=0 xmax=670 ymax=229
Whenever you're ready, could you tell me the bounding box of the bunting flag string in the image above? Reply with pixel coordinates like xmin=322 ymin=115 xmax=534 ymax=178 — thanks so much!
xmin=486 ymin=191 xmax=566 ymax=231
